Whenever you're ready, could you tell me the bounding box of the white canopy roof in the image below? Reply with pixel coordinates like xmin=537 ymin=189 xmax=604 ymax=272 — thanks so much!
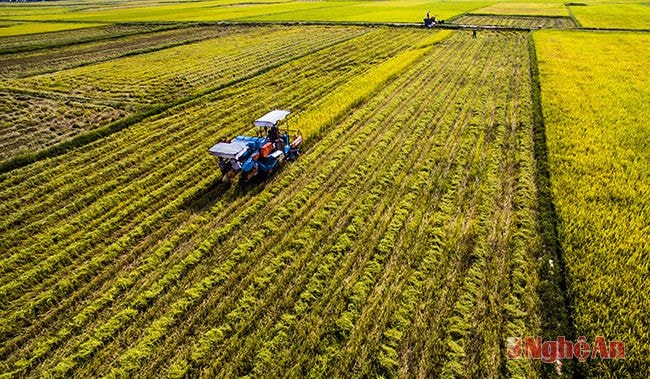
xmin=254 ymin=109 xmax=290 ymax=127
xmin=209 ymin=141 xmax=248 ymax=160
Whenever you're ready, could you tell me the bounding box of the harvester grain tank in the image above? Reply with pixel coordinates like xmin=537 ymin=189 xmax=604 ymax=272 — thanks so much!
xmin=208 ymin=109 xmax=302 ymax=183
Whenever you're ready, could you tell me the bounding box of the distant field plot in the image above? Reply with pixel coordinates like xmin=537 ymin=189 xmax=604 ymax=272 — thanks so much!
xmin=571 ymin=3 xmax=650 ymax=29
xmin=0 ymin=22 xmax=102 ymax=37
xmin=0 ymin=25 xmax=242 ymax=78
xmin=9 ymin=26 xmax=366 ymax=106
xmin=0 ymin=1 xmax=331 ymax=22
xmin=84 ymin=0 xmax=291 ymax=12
xmin=470 ymin=2 xmax=568 ymax=17
xmin=242 ymin=1 xmax=491 ymax=23
xmin=0 ymin=4 xmax=70 ymax=19
xmin=0 ymin=0 xmax=491 ymax=23
xmin=0 ymin=92 xmax=126 ymax=160
xmin=0 ymin=23 xmax=172 ymax=54
xmin=535 ymin=30 xmax=649 ymax=376
xmin=454 ymin=14 xmax=576 ymax=28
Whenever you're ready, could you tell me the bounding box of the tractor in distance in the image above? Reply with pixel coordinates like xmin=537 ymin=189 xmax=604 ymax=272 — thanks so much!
xmin=209 ymin=109 xmax=303 ymax=183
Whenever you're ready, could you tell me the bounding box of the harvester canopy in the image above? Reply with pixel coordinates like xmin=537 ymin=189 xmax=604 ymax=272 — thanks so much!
xmin=254 ymin=109 xmax=290 ymax=127
xmin=209 ymin=141 xmax=248 ymax=160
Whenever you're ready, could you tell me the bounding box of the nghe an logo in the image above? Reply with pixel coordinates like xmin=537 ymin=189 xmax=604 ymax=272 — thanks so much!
xmin=507 ymin=336 xmax=625 ymax=363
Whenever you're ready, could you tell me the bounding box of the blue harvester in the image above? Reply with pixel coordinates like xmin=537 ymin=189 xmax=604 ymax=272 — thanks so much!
xmin=209 ymin=110 xmax=302 ymax=183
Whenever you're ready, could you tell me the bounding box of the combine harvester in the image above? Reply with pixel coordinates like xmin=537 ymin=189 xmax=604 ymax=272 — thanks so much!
xmin=209 ymin=109 xmax=302 ymax=183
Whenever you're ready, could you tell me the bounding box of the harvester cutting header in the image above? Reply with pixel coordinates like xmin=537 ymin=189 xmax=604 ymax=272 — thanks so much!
xmin=209 ymin=109 xmax=302 ymax=183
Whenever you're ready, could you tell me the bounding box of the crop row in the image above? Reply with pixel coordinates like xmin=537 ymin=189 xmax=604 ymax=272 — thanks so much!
xmin=435 ymin=32 xmax=541 ymax=378
xmin=8 ymin=26 xmax=367 ymax=106
xmin=0 ymin=28 xmax=437 ymax=377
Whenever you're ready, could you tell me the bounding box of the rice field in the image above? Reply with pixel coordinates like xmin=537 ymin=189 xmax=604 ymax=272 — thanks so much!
xmin=8 ymin=26 xmax=366 ymax=106
xmin=534 ymin=30 xmax=649 ymax=376
xmin=0 ymin=92 xmax=126 ymax=160
xmin=0 ymin=28 xmax=549 ymax=378
xmin=0 ymin=0 xmax=489 ymax=23
xmin=0 ymin=1 xmax=647 ymax=377
xmin=570 ymin=3 xmax=650 ymax=30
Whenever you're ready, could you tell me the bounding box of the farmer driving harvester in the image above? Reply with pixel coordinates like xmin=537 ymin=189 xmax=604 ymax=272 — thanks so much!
xmin=424 ymin=11 xmax=436 ymax=27
xmin=255 ymin=109 xmax=291 ymax=152
xmin=423 ymin=11 xmax=443 ymax=27
xmin=209 ymin=109 xmax=302 ymax=183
